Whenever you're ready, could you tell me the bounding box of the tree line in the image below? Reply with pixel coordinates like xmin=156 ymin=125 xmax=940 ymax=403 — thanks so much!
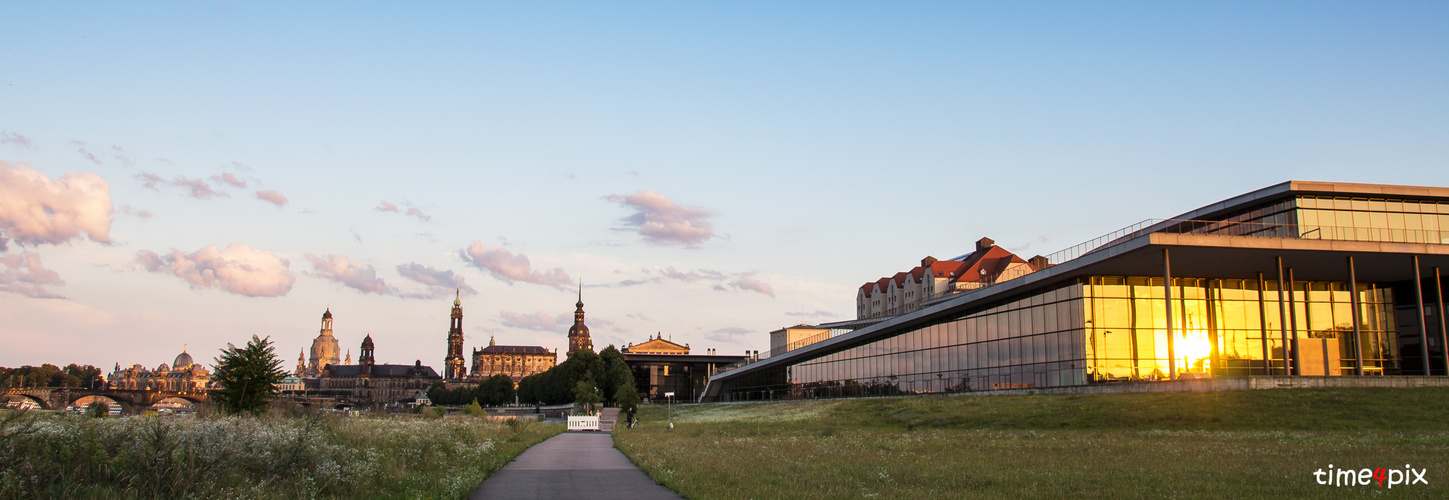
xmin=516 ymin=345 xmax=640 ymax=410
xmin=0 ymin=364 xmax=105 ymax=389
xmin=426 ymin=374 xmax=517 ymax=406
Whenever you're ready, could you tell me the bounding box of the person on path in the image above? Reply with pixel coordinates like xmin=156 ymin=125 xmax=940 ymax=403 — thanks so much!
xmin=626 ymin=407 xmax=636 ymax=428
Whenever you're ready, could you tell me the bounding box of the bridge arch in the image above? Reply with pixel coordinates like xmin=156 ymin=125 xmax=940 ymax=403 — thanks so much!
xmin=65 ymin=394 xmax=138 ymax=415
xmin=68 ymin=395 xmax=126 ymax=415
xmin=1 ymin=393 xmax=49 ymax=410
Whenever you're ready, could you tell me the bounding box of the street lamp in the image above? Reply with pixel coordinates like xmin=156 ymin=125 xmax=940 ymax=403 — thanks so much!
xmin=664 ymin=391 xmax=674 ymax=429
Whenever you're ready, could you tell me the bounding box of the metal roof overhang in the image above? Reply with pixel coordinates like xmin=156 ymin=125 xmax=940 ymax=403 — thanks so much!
xmin=700 ymin=233 xmax=1449 ymax=401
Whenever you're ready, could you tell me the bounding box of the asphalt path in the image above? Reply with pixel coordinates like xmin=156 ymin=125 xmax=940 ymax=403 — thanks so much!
xmin=471 ymin=431 xmax=681 ymax=500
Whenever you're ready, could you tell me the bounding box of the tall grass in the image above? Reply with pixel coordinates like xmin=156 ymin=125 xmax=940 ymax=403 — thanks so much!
xmin=615 ymin=388 xmax=1449 ymax=499
xmin=0 ymin=409 xmax=561 ymax=499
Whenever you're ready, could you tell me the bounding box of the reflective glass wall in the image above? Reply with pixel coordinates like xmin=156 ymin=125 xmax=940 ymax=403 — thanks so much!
xmin=1296 ymin=196 xmax=1449 ymax=244
xmin=717 ymin=275 xmax=1401 ymax=402
xmin=1170 ymin=195 xmax=1449 ymax=244
xmin=1084 ymin=277 xmax=1398 ymax=382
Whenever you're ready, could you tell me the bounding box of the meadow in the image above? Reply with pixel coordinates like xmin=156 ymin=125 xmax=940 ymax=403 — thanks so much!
xmin=0 ymin=408 xmax=561 ymax=499
xmin=614 ymin=388 xmax=1449 ymax=499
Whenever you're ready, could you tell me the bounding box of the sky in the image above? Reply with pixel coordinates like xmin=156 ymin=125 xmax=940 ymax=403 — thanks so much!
xmin=2 ymin=2 xmax=1447 ymax=372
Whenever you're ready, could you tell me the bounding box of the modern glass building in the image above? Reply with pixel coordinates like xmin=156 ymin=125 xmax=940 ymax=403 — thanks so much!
xmin=702 ymin=181 xmax=1449 ymax=402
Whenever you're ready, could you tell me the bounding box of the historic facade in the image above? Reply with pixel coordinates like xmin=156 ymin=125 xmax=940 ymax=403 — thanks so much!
xmin=623 ymin=333 xmax=690 ymax=354
xmin=444 ymin=291 xmax=467 ymax=380
xmin=620 ymin=334 xmax=749 ymax=402
xmin=857 ymin=238 xmax=1043 ymax=320
xmin=320 ymin=334 xmax=442 ymax=405
xmin=107 ymin=346 xmax=210 ymax=394
xmin=305 ymin=308 xmax=342 ymax=377
xmin=470 ymin=336 xmax=557 ymax=384
xmin=567 ymin=285 xmax=594 ymax=354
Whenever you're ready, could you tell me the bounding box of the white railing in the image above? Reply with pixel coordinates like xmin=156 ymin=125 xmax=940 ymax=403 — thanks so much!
xmin=566 ymin=415 xmax=600 ymax=431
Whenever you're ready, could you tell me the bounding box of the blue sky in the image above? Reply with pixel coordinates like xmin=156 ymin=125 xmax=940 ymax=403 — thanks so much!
xmin=2 ymin=2 xmax=1446 ymax=371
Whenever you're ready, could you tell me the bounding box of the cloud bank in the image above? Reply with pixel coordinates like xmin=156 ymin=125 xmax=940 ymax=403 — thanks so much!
xmin=614 ymin=266 xmax=775 ymax=297
xmin=0 ymin=132 xmax=37 ymax=150
xmin=0 ymin=251 xmax=66 ymax=299
xmin=499 ymin=310 xmax=567 ymax=331
xmin=137 ymin=244 xmax=294 ymax=297
xmin=0 ymin=161 xmax=113 ymax=249
xmin=459 ymin=241 xmax=572 ymax=290
xmin=305 ymin=253 xmax=391 ymax=295
xmin=377 ymin=200 xmax=431 ymax=221
xmin=605 ymin=190 xmax=715 ymax=246
xmin=397 ymin=262 xmax=477 ymax=299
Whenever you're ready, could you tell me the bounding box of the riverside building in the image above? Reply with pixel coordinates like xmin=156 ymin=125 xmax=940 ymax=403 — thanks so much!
xmin=703 ymin=181 xmax=1449 ymax=402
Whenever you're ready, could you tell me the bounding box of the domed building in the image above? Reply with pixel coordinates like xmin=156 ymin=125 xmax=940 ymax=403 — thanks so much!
xmin=304 ymin=307 xmax=342 ymax=377
xmin=107 ymin=345 xmax=211 ymax=394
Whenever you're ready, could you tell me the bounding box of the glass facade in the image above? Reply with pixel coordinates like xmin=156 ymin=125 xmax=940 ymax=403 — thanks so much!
xmin=1296 ymin=196 xmax=1449 ymax=244
xmin=1084 ymin=277 xmax=1397 ymax=381
xmin=718 ymin=275 xmax=1400 ymax=402
xmin=1168 ymin=195 xmax=1449 ymax=244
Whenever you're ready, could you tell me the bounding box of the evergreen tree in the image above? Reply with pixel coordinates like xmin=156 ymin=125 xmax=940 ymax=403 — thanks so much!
xmin=210 ymin=335 xmax=287 ymax=415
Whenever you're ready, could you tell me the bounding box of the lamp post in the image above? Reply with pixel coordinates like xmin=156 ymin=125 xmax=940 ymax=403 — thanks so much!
xmin=665 ymin=391 xmax=674 ymax=429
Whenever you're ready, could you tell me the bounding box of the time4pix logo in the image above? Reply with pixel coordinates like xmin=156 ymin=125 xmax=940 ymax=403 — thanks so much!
xmin=1314 ymin=464 xmax=1428 ymax=488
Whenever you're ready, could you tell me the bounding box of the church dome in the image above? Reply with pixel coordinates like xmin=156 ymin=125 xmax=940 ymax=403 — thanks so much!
xmin=173 ymin=346 xmax=193 ymax=369
xmin=323 ymin=307 xmax=333 ymax=319
xmin=569 ymin=323 xmax=590 ymax=336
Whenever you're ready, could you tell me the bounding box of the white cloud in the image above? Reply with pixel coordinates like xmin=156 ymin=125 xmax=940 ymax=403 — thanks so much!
xmin=305 ymin=253 xmax=392 ymax=295
xmin=397 ymin=262 xmax=477 ymax=299
xmin=255 ymin=190 xmax=288 ymax=207
xmin=605 ymin=190 xmax=715 ymax=247
xmin=137 ymin=243 xmax=295 ymax=297
xmin=499 ymin=310 xmax=566 ymax=331
xmin=0 ymin=251 xmax=66 ymax=299
xmin=0 ymin=161 xmax=113 ymax=248
xmin=211 ymin=172 xmax=247 ymax=189
xmin=459 ymin=241 xmax=572 ymax=290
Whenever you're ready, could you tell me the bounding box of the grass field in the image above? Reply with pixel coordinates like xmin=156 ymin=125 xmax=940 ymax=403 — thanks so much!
xmin=0 ymin=410 xmax=562 ymax=499
xmin=614 ymin=388 xmax=1449 ymax=499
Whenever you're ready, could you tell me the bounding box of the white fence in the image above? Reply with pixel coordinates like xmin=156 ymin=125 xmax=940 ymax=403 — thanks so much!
xmin=566 ymin=415 xmax=600 ymax=431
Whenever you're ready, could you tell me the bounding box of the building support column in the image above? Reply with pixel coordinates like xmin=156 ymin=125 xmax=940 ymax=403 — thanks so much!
xmin=1288 ymin=267 xmax=1300 ymax=376
xmin=1348 ymin=256 xmax=1364 ymax=376
xmin=1414 ymin=256 xmax=1430 ymax=375
xmin=1164 ymin=248 xmax=1176 ymax=381
xmin=1276 ymin=257 xmax=1290 ymax=376
xmin=1438 ymin=267 xmax=1448 ymax=376
xmin=1257 ymin=273 xmax=1271 ymax=375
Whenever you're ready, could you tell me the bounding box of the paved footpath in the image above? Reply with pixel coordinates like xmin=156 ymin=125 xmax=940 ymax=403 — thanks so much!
xmin=471 ymin=431 xmax=682 ymax=500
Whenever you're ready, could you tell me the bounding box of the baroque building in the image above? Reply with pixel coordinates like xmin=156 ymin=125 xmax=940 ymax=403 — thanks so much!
xmin=320 ymin=333 xmax=441 ymax=405
xmin=305 ymin=307 xmax=342 ymax=377
xmin=567 ymin=285 xmax=594 ymax=354
xmin=470 ymin=336 xmax=557 ymax=384
xmin=444 ymin=291 xmax=467 ymax=380
xmin=107 ymin=346 xmax=210 ymax=394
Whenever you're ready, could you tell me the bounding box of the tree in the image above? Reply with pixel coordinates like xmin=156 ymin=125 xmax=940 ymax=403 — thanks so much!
xmin=463 ymin=399 xmax=488 ymax=416
xmin=86 ymin=399 xmax=109 ymax=418
xmin=614 ymin=383 xmax=641 ymax=412
xmin=573 ymin=380 xmax=601 ymax=413
xmin=210 ymin=335 xmax=287 ymax=415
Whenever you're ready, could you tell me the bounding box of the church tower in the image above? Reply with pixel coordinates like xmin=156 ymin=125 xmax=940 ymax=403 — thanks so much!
xmin=360 ymin=333 xmax=375 ymax=376
xmin=307 ymin=307 xmax=341 ymax=377
xmin=444 ymin=289 xmax=467 ymax=380
xmin=295 ymin=349 xmax=306 ymax=377
xmin=567 ymin=282 xmax=594 ymax=354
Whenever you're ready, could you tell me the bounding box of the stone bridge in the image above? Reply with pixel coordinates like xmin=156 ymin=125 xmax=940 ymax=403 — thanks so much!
xmin=2 ymin=388 xmax=207 ymax=414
